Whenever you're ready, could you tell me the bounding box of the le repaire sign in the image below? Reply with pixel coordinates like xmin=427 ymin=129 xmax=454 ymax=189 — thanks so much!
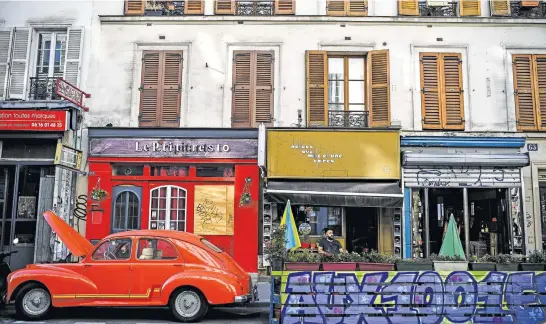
xmin=89 ymin=138 xmax=258 ymax=159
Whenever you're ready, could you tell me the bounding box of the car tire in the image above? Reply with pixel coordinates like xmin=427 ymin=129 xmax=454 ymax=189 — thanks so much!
xmin=169 ymin=287 xmax=208 ymax=322
xmin=15 ymin=283 xmax=52 ymax=321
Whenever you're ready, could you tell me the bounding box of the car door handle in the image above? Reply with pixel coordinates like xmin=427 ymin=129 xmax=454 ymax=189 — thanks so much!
xmin=84 ymin=264 xmax=92 ymax=268
xmin=172 ymin=264 xmax=182 ymax=267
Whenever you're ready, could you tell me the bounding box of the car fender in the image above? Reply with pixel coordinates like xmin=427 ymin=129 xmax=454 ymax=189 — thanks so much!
xmin=161 ymin=270 xmax=242 ymax=305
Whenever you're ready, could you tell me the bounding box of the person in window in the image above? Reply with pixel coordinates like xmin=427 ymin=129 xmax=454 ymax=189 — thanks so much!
xmin=115 ymin=241 xmax=131 ymax=259
xmin=318 ymin=228 xmax=344 ymax=255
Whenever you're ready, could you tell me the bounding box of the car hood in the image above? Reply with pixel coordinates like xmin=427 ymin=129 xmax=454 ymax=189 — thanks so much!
xmin=43 ymin=210 xmax=94 ymax=257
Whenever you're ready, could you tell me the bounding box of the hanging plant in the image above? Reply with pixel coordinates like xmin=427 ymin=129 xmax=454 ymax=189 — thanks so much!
xmin=90 ymin=178 xmax=108 ymax=202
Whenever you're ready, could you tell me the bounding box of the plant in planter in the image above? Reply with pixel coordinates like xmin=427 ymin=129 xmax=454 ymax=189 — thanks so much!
xmin=521 ymin=250 xmax=545 ymax=271
xmin=359 ymin=250 xmax=396 ymax=271
xmin=90 ymin=188 xmax=108 ymax=202
xmin=321 ymin=252 xmax=361 ymax=271
xmin=264 ymin=225 xmax=287 ymax=271
xmin=494 ymin=254 xmax=521 ymax=272
xmin=430 ymin=254 xmax=468 ymax=271
xmin=468 ymin=254 xmax=496 ymax=271
xmin=145 ymin=0 xmax=164 ymax=15
xmin=395 ymin=257 xmax=433 ymax=271
xmin=285 ymin=250 xmax=321 ymax=271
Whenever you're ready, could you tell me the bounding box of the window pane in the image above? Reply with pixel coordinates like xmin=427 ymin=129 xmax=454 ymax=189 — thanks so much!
xmin=328 ymin=58 xmax=344 ymax=79
xmin=348 ymin=81 xmax=365 ymax=104
xmin=92 ymin=238 xmax=132 ymax=260
xmin=348 ymin=58 xmax=365 ymax=80
xmin=328 ymin=58 xmax=344 ymax=106
xmin=348 ymin=104 xmax=366 ymax=111
xmin=196 ymin=165 xmax=235 ymax=177
xmin=328 ymin=80 xmax=344 ymax=106
xmin=328 ymin=103 xmax=344 ymax=111
xmin=304 ymin=206 xmax=342 ymax=236
xmin=112 ymin=165 xmax=144 ymax=176
xmin=151 ymin=165 xmax=189 ymax=177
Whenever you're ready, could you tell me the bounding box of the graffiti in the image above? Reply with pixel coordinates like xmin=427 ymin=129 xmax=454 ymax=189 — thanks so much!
xmin=72 ymin=194 xmax=87 ymax=221
xmin=281 ymin=271 xmax=546 ymax=323
xmin=413 ymin=166 xmax=519 ymax=188
xmin=526 ymin=212 xmax=533 ymax=228
xmin=196 ymin=198 xmax=224 ymax=229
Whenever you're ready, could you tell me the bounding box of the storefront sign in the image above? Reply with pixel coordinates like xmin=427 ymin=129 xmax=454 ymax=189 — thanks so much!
xmin=0 ymin=110 xmax=68 ymax=131
xmin=89 ymin=138 xmax=258 ymax=159
xmin=55 ymin=78 xmax=90 ymax=111
xmin=403 ymin=166 xmax=521 ymax=188
xmin=267 ymin=130 xmax=400 ymax=179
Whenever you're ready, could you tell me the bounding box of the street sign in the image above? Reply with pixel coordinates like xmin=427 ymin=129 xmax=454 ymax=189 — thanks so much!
xmin=54 ymin=142 xmax=83 ymax=172
xmin=55 ymin=78 xmax=91 ymax=111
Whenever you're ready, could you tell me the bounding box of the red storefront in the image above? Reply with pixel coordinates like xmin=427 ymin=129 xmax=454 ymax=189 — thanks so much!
xmin=86 ymin=128 xmax=259 ymax=272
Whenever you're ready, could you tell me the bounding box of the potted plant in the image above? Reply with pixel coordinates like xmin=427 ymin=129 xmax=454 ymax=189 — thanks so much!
xmin=321 ymin=252 xmax=360 ymax=271
xmin=520 ymin=250 xmax=545 ymax=271
xmin=284 ymin=250 xmax=321 ymax=271
xmin=468 ymin=254 xmax=496 ymax=271
xmin=358 ymin=250 xmax=396 ymax=271
xmin=494 ymin=254 xmax=521 ymax=271
xmin=264 ymin=225 xmax=287 ymax=271
xmin=300 ymin=233 xmax=310 ymax=249
xmin=90 ymin=188 xmax=108 ymax=202
xmin=145 ymin=0 xmax=164 ymax=15
xmin=430 ymin=254 xmax=468 ymax=271
xmin=395 ymin=257 xmax=433 ymax=271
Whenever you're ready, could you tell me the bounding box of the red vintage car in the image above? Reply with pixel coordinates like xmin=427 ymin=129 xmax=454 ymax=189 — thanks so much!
xmin=5 ymin=211 xmax=253 ymax=322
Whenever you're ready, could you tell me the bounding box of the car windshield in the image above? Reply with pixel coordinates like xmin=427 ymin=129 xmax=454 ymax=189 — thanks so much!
xmin=201 ymin=238 xmax=222 ymax=253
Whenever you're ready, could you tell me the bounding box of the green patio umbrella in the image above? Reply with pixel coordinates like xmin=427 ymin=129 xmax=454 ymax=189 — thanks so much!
xmin=439 ymin=214 xmax=466 ymax=260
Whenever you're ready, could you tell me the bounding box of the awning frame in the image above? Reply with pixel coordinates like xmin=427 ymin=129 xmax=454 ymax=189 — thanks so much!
xmin=264 ymin=188 xmax=404 ymax=198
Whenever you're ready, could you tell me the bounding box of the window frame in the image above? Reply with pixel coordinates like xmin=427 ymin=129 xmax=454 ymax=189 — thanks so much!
xmin=136 ymin=237 xmax=180 ymax=261
xmin=111 ymin=187 xmax=142 ymax=233
xmin=326 ymin=54 xmax=368 ymax=113
xmin=91 ymin=238 xmax=133 ymax=261
xmin=149 ymin=185 xmax=187 ymax=231
xmin=34 ymin=30 xmax=67 ymax=79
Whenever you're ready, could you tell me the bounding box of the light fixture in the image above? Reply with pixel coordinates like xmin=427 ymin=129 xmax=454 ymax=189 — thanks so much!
xmin=90 ymin=204 xmax=104 ymax=225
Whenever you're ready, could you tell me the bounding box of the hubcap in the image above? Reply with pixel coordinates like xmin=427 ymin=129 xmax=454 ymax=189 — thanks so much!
xmin=175 ymin=291 xmax=201 ymax=318
xmin=22 ymin=288 xmax=50 ymax=316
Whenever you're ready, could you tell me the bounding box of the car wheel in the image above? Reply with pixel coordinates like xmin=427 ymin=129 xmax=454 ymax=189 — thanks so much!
xmin=169 ymin=287 xmax=208 ymax=322
xmin=15 ymin=283 xmax=52 ymax=320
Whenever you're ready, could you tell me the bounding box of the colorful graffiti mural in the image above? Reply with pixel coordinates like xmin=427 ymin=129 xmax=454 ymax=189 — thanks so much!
xmin=278 ymin=271 xmax=546 ymax=323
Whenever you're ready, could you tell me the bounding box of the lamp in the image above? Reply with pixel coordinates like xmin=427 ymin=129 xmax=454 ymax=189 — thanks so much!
xmin=90 ymin=203 xmax=104 ymax=225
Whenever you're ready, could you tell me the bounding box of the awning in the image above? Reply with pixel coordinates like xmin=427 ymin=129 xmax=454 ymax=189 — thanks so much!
xmin=264 ymin=181 xmax=403 ymax=208
xmin=402 ymin=152 xmax=530 ymax=167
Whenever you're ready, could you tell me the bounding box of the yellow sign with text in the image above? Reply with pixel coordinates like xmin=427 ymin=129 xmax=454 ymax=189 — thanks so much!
xmin=267 ymin=130 xmax=400 ymax=179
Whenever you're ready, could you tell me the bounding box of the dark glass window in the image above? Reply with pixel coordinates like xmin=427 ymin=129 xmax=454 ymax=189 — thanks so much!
xmin=195 ymin=165 xmax=235 ymax=177
xmin=112 ymin=165 xmax=144 ymax=176
xmin=151 ymin=165 xmax=189 ymax=177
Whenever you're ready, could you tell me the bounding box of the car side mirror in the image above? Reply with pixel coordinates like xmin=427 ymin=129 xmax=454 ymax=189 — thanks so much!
xmin=13 ymin=238 xmax=19 ymax=245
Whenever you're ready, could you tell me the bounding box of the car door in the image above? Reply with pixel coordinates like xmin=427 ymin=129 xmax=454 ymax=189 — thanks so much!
xmin=130 ymin=237 xmax=183 ymax=301
xmin=76 ymin=237 xmax=133 ymax=301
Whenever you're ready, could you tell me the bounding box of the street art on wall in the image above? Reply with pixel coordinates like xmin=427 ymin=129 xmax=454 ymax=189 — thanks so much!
xmin=279 ymin=271 xmax=546 ymax=323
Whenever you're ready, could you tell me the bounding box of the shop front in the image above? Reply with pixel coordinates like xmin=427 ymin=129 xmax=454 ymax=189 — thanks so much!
xmin=402 ymin=136 xmax=530 ymax=259
xmin=86 ymin=128 xmax=259 ymax=272
xmin=263 ymin=129 xmax=403 ymax=260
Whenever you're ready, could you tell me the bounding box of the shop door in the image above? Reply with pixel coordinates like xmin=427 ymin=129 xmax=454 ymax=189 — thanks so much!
xmin=111 ymin=186 xmax=142 ymax=233
xmin=149 ymin=185 xmax=188 ymax=231
xmin=34 ymin=176 xmax=55 ymax=263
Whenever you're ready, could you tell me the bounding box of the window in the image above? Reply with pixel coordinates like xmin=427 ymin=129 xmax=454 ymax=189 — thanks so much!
xmin=398 ymin=0 xmax=481 ymax=17
xmin=139 ymin=51 xmax=183 ymax=127
xmin=124 ymin=0 xmax=205 ymax=16
xmin=513 ymin=54 xmax=546 ymax=131
xmin=195 ymin=165 xmax=235 ymax=177
xmin=112 ymin=188 xmax=141 ymax=233
xmin=92 ymin=238 xmax=132 ymax=260
xmin=35 ymin=32 xmax=66 ymax=79
xmin=149 ymin=186 xmax=187 ymax=231
xmin=137 ymin=238 xmax=178 ymax=260
xmin=306 ymin=50 xmax=390 ymax=128
xmin=215 ymin=0 xmax=295 ymax=15
xmin=305 ymin=207 xmax=343 ymax=236
xmin=420 ymin=52 xmax=464 ymax=130
xmin=327 ymin=0 xmax=368 ymax=16
xmin=112 ymin=165 xmax=144 ymax=176
xmin=231 ymin=51 xmax=274 ymax=127
xmin=151 ymin=165 xmax=189 ymax=177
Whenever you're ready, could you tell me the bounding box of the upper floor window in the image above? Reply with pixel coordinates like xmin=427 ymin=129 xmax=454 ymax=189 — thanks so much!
xmin=491 ymin=0 xmax=546 ymax=18
xmin=513 ymin=54 xmax=546 ymax=131
xmin=327 ymin=0 xmax=368 ymax=16
xmin=306 ymin=50 xmax=390 ymax=128
xmin=215 ymin=0 xmax=295 ymax=15
xmin=420 ymin=52 xmax=464 ymax=131
xmin=139 ymin=51 xmax=183 ymax=127
xmin=231 ymin=51 xmax=274 ymax=128
xmin=398 ymin=0 xmax=481 ymax=17
xmin=124 ymin=0 xmax=205 ymax=15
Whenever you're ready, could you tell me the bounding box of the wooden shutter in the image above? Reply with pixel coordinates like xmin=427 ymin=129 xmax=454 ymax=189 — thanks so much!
xmin=442 ymin=53 xmax=464 ymax=130
xmin=306 ymin=51 xmax=327 ymax=127
xmin=348 ymin=0 xmax=368 ymax=16
xmin=398 ymin=0 xmax=419 ymax=15
xmin=513 ymin=55 xmax=537 ymax=130
xmin=368 ymin=50 xmax=390 ymax=127
xmin=255 ymin=52 xmax=274 ymax=126
xmin=185 ymin=0 xmax=204 ymax=14
xmin=64 ymin=27 xmax=84 ymax=86
xmin=125 ymin=0 xmax=144 ymax=15
xmin=140 ymin=52 xmax=161 ymax=127
xmin=460 ymin=0 xmax=481 ymax=16
xmin=8 ymin=28 xmax=30 ymax=100
xmin=160 ymin=52 xmax=183 ymax=127
xmin=275 ymin=0 xmax=295 ymax=14
xmin=0 ymin=28 xmax=13 ymax=99
xmin=535 ymin=55 xmax=546 ymax=130
xmin=232 ymin=52 xmax=252 ymax=128
xmin=490 ymin=0 xmax=510 ymax=16
xmin=327 ymin=0 xmax=346 ymax=15
xmin=215 ymin=0 xmax=235 ymax=14
xmin=420 ymin=53 xmax=442 ymax=129
xmin=522 ymin=1 xmax=540 ymax=7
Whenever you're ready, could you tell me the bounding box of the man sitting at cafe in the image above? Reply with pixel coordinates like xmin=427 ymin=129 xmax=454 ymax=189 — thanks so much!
xmin=317 ymin=228 xmax=344 ymax=255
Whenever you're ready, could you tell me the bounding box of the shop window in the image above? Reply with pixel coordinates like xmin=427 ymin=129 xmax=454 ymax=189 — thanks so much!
xmin=92 ymin=238 xmax=132 ymax=260
xmin=295 ymin=206 xmax=342 ymax=237
xmin=195 ymin=165 xmax=235 ymax=177
xmin=112 ymin=165 xmax=144 ymax=176
xmin=149 ymin=185 xmax=186 ymax=231
xmin=111 ymin=186 xmax=141 ymax=233
xmin=151 ymin=165 xmax=189 ymax=177
xmin=136 ymin=238 xmax=178 ymax=260
xmin=513 ymin=54 xmax=546 ymax=131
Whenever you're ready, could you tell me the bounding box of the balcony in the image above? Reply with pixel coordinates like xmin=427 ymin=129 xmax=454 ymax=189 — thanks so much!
xmin=418 ymin=1 xmax=457 ymax=16
xmin=328 ymin=110 xmax=369 ymax=128
xmin=236 ymin=0 xmax=274 ymax=15
xmin=509 ymin=1 xmax=546 ymax=18
xmin=28 ymin=77 xmax=61 ymax=100
xmin=145 ymin=0 xmax=186 ymax=16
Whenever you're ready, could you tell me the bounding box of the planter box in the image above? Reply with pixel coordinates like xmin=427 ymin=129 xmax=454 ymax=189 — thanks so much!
xmin=322 ymin=262 xmax=357 ymax=271
xmin=284 ymin=262 xmax=321 ymax=271
xmin=396 ymin=262 xmax=434 ymax=271
xmin=520 ymin=263 xmax=545 ymax=271
xmin=358 ymin=262 xmax=395 ymax=271
xmin=495 ymin=263 xmax=519 ymax=271
xmin=433 ymin=261 xmax=468 ymax=271
xmin=469 ymin=262 xmax=496 ymax=271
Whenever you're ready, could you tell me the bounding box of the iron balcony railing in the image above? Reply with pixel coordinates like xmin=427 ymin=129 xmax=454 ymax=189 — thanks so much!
xmin=236 ymin=0 xmax=274 ymax=15
xmin=28 ymin=77 xmax=61 ymax=100
xmin=328 ymin=110 xmax=369 ymax=128
xmin=418 ymin=1 xmax=457 ymax=16
xmin=509 ymin=1 xmax=546 ymax=18
xmin=145 ymin=0 xmax=185 ymax=16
